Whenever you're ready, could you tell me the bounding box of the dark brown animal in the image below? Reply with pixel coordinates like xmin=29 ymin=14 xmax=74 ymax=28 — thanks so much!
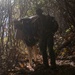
xmin=14 ymin=13 xmax=58 ymax=68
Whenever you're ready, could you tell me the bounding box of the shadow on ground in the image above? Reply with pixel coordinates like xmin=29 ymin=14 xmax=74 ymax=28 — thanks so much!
xmin=15 ymin=64 xmax=75 ymax=75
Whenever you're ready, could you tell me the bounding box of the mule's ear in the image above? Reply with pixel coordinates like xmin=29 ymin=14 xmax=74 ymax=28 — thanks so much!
xmin=14 ymin=20 xmax=21 ymax=29
xmin=14 ymin=20 xmax=18 ymax=28
xmin=14 ymin=20 xmax=18 ymax=29
xmin=20 ymin=19 xmax=24 ymax=24
xmin=14 ymin=19 xmax=17 ymax=24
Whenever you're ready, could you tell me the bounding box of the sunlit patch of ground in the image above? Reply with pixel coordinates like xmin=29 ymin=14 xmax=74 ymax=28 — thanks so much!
xmin=6 ymin=54 xmax=75 ymax=75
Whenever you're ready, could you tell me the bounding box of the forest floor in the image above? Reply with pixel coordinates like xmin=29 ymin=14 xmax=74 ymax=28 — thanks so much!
xmin=7 ymin=54 xmax=75 ymax=75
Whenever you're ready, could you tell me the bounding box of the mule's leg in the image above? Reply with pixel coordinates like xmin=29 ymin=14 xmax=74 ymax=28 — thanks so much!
xmin=27 ymin=46 xmax=33 ymax=65
xmin=47 ymin=35 xmax=56 ymax=67
xmin=39 ymin=38 xmax=49 ymax=67
xmin=33 ymin=45 xmax=39 ymax=61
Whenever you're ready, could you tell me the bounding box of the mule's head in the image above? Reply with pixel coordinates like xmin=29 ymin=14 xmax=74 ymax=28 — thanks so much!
xmin=14 ymin=19 xmax=23 ymax=30
xmin=14 ymin=18 xmax=33 ymax=41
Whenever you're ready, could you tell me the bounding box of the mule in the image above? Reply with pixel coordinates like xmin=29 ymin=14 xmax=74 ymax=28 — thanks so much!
xmin=14 ymin=14 xmax=58 ymax=68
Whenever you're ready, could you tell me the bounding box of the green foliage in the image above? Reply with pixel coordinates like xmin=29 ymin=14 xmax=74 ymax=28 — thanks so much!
xmin=27 ymin=9 xmax=35 ymax=16
xmin=0 ymin=0 xmax=75 ymax=74
xmin=66 ymin=28 xmax=71 ymax=33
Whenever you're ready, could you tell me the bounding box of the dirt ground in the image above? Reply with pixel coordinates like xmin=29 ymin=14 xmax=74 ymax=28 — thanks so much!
xmin=7 ymin=55 xmax=75 ymax=75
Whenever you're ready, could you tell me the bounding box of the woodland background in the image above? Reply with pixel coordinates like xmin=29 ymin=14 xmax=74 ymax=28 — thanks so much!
xmin=0 ymin=0 xmax=75 ymax=75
